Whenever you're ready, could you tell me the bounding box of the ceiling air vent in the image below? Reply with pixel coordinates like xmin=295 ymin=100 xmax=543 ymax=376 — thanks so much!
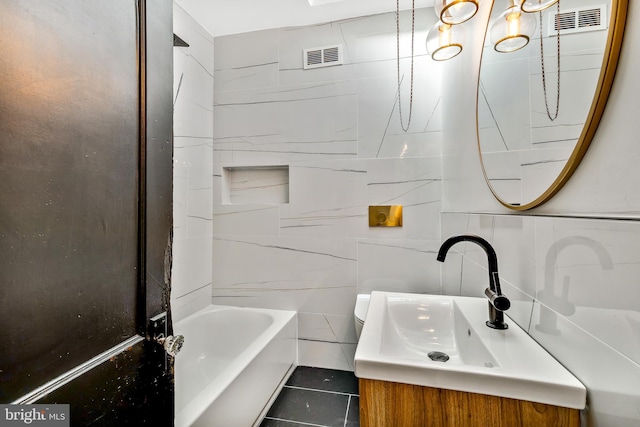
xmin=303 ymin=45 xmax=344 ymax=70
xmin=546 ymin=5 xmax=607 ymax=36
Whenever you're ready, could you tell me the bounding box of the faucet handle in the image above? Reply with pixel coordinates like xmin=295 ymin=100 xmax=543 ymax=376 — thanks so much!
xmin=485 ymin=287 xmax=510 ymax=330
xmin=485 ymin=287 xmax=511 ymax=311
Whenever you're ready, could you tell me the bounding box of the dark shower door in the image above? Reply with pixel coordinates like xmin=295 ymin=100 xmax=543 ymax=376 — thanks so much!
xmin=0 ymin=0 xmax=174 ymax=424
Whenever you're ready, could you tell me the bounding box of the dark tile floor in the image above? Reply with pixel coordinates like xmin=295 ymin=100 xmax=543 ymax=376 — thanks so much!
xmin=260 ymin=366 xmax=360 ymax=427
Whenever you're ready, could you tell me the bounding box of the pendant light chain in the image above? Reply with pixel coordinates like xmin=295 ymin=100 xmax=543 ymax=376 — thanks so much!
xmin=396 ymin=0 xmax=415 ymax=132
xmin=539 ymin=1 xmax=561 ymax=121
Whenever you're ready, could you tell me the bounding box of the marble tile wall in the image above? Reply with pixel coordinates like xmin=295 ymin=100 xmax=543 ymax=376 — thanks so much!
xmin=171 ymin=3 xmax=214 ymax=322
xmin=441 ymin=213 xmax=640 ymax=426
xmin=441 ymin=1 xmax=640 ymax=424
xmin=175 ymin=1 xmax=640 ymax=422
xmin=212 ymin=8 xmax=444 ymax=370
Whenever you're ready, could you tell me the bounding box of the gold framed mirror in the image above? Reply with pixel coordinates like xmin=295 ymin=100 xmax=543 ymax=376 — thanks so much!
xmin=476 ymin=0 xmax=628 ymax=210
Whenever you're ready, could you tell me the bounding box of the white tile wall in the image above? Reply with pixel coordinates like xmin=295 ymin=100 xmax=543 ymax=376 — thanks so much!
xmin=177 ymin=1 xmax=640 ymax=424
xmin=211 ymin=8 xmax=444 ymax=370
xmin=214 ymin=29 xmax=279 ymax=93
xmin=171 ymin=3 xmax=214 ymax=322
xmin=211 ymin=235 xmax=358 ymax=316
xmin=529 ymin=301 xmax=640 ymax=426
xmin=357 ymin=239 xmax=441 ymax=295
xmin=441 ymin=213 xmax=640 ymax=425
xmin=441 ymin=1 xmax=640 ymax=424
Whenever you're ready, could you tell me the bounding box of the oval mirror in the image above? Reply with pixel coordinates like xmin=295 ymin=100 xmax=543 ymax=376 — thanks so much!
xmin=477 ymin=0 xmax=627 ymax=210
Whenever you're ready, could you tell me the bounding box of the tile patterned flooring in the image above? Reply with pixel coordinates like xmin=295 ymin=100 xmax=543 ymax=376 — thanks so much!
xmin=260 ymin=366 xmax=360 ymax=427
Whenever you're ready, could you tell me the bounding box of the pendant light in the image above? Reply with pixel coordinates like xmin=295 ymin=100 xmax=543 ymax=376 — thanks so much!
xmin=426 ymin=21 xmax=463 ymax=61
xmin=490 ymin=0 xmax=537 ymax=53
xmin=520 ymin=0 xmax=559 ymax=13
xmin=434 ymin=0 xmax=479 ymax=25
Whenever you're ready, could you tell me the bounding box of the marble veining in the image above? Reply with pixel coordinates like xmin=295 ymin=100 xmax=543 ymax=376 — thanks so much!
xmin=171 ymin=3 xmax=215 ymax=322
xmin=441 ymin=212 xmax=640 ymax=425
xmin=215 ymin=237 xmax=358 ymax=262
xmin=211 ymin=7 xmax=442 ymax=370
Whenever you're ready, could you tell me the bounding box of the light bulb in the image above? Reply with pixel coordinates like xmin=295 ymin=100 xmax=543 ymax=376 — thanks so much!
xmin=507 ymin=10 xmax=521 ymax=37
xmin=440 ymin=24 xmax=452 ymax=46
xmin=490 ymin=1 xmax=537 ymax=53
xmin=426 ymin=21 xmax=463 ymax=61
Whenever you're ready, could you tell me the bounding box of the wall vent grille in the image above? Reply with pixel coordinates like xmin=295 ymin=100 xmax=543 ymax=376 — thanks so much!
xmin=303 ymin=45 xmax=344 ymax=69
xmin=546 ymin=5 xmax=607 ymax=36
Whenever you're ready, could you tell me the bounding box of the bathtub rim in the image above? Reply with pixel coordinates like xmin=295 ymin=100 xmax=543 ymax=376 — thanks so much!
xmin=173 ymin=304 xmax=297 ymax=427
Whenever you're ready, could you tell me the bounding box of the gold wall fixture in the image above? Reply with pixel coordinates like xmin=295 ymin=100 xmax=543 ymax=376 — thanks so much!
xmin=369 ymin=206 xmax=403 ymax=227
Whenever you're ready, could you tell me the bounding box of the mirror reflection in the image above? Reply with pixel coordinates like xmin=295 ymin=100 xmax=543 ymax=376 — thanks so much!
xmin=477 ymin=0 xmax=616 ymax=208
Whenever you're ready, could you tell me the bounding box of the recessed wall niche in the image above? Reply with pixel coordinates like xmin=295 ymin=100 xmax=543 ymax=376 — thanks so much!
xmin=222 ymin=165 xmax=290 ymax=204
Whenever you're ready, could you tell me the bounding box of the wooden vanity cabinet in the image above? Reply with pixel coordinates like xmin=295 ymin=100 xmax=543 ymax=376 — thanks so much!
xmin=359 ymin=379 xmax=580 ymax=427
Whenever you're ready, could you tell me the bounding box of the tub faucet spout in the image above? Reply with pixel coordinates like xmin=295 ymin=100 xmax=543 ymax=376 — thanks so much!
xmin=437 ymin=234 xmax=511 ymax=330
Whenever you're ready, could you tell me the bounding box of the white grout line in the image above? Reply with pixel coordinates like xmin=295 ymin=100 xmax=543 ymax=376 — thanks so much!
xmin=284 ymin=384 xmax=358 ymax=398
xmin=263 ymin=416 xmax=328 ymax=427
xmin=343 ymin=394 xmax=352 ymax=427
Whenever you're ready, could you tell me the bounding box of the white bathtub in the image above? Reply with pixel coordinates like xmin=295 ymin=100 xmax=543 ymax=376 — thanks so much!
xmin=173 ymin=305 xmax=297 ymax=427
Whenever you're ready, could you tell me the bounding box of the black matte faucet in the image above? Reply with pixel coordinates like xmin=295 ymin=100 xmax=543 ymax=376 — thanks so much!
xmin=437 ymin=234 xmax=511 ymax=330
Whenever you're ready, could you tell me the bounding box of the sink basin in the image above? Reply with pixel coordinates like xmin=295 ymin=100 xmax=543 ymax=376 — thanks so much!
xmin=354 ymin=291 xmax=586 ymax=409
xmin=380 ymin=295 xmax=498 ymax=368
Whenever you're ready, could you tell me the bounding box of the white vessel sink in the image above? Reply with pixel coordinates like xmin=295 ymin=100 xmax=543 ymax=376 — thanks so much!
xmin=354 ymin=291 xmax=586 ymax=409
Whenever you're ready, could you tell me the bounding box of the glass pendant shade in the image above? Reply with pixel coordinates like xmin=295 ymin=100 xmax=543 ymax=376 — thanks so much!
xmin=490 ymin=1 xmax=537 ymax=53
xmin=426 ymin=21 xmax=463 ymax=61
xmin=520 ymin=0 xmax=559 ymax=13
xmin=434 ymin=0 xmax=479 ymax=25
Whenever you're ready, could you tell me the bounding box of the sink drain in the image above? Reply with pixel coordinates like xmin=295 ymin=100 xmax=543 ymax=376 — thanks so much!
xmin=428 ymin=351 xmax=450 ymax=362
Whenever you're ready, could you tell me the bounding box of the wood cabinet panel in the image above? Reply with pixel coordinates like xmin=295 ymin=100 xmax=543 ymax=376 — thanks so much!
xmin=359 ymin=379 xmax=580 ymax=427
